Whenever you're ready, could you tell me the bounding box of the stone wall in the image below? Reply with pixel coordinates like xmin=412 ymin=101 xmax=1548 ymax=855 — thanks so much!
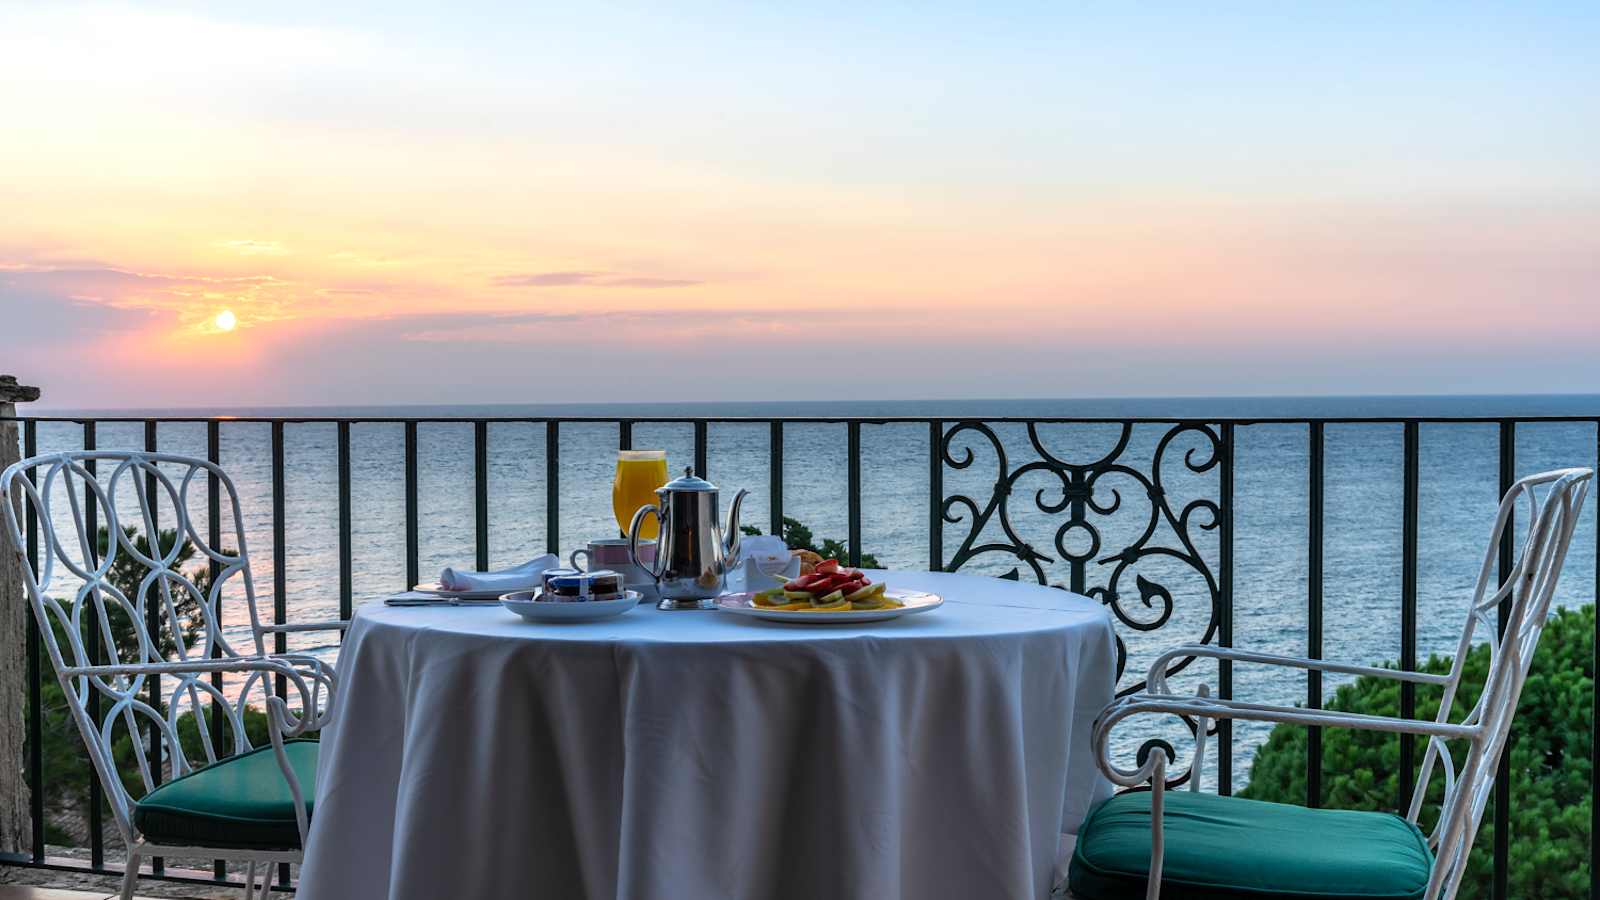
xmin=0 ymin=375 xmax=40 ymax=855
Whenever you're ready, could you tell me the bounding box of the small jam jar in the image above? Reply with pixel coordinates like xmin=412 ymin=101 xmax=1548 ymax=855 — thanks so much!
xmin=541 ymin=569 xmax=626 ymax=602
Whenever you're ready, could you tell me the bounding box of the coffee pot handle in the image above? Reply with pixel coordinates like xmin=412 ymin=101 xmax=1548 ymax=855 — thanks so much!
xmin=628 ymin=503 xmax=666 ymax=580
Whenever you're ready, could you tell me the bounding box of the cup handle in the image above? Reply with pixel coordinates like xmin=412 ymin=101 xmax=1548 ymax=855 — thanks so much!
xmin=629 ymin=504 xmax=665 ymax=580
xmin=569 ymin=549 xmax=588 ymax=572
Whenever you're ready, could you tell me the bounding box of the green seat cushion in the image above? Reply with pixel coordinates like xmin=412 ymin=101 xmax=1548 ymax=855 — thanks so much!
xmin=133 ymin=739 xmax=317 ymax=851
xmin=1069 ymin=790 xmax=1433 ymax=900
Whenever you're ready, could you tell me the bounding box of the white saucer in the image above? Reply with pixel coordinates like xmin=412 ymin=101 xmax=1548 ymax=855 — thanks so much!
xmin=500 ymin=590 xmax=641 ymax=623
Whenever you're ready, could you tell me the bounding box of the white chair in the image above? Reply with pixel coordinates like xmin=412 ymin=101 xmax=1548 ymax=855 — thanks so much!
xmin=1068 ymin=467 xmax=1592 ymax=900
xmin=1 ymin=450 xmax=346 ymax=900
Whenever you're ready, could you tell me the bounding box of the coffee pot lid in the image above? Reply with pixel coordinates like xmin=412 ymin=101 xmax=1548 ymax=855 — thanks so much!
xmin=661 ymin=466 xmax=717 ymax=493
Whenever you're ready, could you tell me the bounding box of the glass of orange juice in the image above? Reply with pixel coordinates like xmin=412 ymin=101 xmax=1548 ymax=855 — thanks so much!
xmin=613 ymin=450 xmax=670 ymax=538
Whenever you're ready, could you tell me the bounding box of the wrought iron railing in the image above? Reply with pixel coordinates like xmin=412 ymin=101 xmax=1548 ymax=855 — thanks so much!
xmin=5 ymin=413 xmax=1599 ymax=899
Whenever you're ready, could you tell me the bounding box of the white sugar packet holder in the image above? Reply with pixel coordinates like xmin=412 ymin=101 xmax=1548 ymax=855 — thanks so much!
xmin=723 ymin=536 xmax=801 ymax=595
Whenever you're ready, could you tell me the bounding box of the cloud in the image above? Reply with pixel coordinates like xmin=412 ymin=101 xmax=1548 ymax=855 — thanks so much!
xmin=494 ymin=271 xmax=598 ymax=287
xmin=1 ymin=266 xmax=279 ymax=301
xmin=189 ymin=305 xmax=902 ymax=406
xmin=493 ymin=271 xmax=702 ymax=289
xmin=5 ymin=266 xmax=186 ymax=299
xmin=603 ymin=276 xmax=702 ymax=288
xmin=389 ymin=306 xmax=805 ymax=343
xmin=0 ymin=264 xmax=307 ymax=345
xmin=0 ymin=271 xmax=167 ymax=342
xmin=0 ymin=267 xmax=184 ymax=403
xmin=215 ymin=239 xmax=287 ymax=256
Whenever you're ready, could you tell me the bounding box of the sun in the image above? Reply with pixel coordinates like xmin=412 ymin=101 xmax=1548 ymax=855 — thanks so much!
xmin=213 ymin=309 xmax=238 ymax=332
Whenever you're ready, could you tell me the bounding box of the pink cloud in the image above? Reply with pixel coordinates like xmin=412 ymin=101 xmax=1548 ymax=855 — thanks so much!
xmin=493 ymin=271 xmax=702 ymax=289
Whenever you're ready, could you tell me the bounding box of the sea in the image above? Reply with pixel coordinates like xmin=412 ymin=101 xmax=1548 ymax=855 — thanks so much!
xmin=19 ymin=395 xmax=1600 ymax=790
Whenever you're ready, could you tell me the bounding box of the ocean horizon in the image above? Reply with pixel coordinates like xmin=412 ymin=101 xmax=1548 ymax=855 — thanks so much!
xmin=29 ymin=391 xmax=1600 ymax=419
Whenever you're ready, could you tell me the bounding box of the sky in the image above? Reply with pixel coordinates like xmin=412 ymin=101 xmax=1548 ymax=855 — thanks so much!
xmin=2 ymin=1 xmax=1598 ymax=408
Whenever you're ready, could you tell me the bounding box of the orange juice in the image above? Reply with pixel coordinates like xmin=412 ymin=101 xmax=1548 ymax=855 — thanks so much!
xmin=613 ymin=450 xmax=670 ymax=538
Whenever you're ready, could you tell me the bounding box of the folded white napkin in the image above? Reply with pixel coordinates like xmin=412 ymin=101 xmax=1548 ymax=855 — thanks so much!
xmin=438 ymin=554 xmax=559 ymax=592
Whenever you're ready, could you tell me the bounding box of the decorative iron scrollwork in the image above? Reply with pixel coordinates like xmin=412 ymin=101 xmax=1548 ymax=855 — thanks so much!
xmin=941 ymin=420 xmax=1225 ymax=694
xmin=940 ymin=421 xmax=1225 ymax=785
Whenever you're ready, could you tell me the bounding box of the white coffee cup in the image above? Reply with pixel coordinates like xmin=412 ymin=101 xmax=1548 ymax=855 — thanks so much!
xmin=572 ymin=539 xmax=658 ymax=600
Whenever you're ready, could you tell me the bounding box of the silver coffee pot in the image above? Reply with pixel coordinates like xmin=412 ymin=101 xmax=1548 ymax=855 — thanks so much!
xmin=628 ymin=467 xmax=749 ymax=610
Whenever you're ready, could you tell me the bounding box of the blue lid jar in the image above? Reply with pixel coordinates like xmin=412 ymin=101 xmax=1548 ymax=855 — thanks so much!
xmin=542 ymin=568 xmax=625 ymax=599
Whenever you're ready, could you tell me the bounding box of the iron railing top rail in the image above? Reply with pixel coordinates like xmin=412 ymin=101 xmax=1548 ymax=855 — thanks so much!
xmin=15 ymin=413 xmax=1600 ymax=425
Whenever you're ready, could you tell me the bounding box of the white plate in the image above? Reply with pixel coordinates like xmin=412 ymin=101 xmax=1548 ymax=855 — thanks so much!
xmin=412 ymin=582 xmax=522 ymax=601
xmin=714 ymin=588 xmax=942 ymax=624
xmin=500 ymin=590 xmax=641 ymax=623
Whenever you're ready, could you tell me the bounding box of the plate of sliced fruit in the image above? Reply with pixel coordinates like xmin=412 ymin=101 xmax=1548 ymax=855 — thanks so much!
xmin=715 ymin=560 xmax=942 ymax=624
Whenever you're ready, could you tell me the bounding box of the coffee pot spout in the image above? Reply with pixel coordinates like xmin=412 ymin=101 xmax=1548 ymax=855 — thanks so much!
xmin=724 ymin=488 xmax=750 ymax=560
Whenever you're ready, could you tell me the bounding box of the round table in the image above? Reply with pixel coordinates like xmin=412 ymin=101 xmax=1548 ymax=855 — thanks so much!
xmin=297 ymin=570 xmax=1117 ymax=900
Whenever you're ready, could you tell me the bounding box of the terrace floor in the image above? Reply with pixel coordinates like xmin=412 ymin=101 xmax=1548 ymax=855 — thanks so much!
xmin=0 ymin=886 xmax=167 ymax=900
xmin=0 ymin=888 xmax=108 ymax=900
xmin=0 ymin=871 xmax=256 ymax=899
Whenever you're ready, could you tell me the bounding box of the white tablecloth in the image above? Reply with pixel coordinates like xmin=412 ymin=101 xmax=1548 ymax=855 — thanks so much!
xmin=297 ymin=570 xmax=1116 ymax=900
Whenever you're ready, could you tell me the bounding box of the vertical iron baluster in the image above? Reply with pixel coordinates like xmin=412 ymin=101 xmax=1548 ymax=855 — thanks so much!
xmin=143 ymin=420 xmax=164 ymax=876
xmin=82 ymin=422 xmax=103 ymax=868
xmin=1217 ymin=422 xmax=1234 ymax=795
xmin=1307 ymin=422 xmax=1324 ymax=808
xmin=929 ymin=421 xmax=943 ymax=571
xmin=271 ymin=422 xmax=287 ymax=696
xmin=1066 ymin=422 xmax=1088 ymax=594
xmin=207 ymin=421 xmax=224 ymax=882
xmin=1399 ymin=422 xmax=1418 ymax=810
xmin=769 ymin=422 xmax=784 ymax=537
xmin=694 ymin=421 xmax=708 ymax=479
xmin=1493 ymin=421 xmax=1514 ymax=900
xmin=24 ymin=420 xmax=43 ymax=861
xmin=847 ymin=422 xmax=862 ymax=567
xmin=404 ymin=422 xmax=418 ymax=591
xmin=475 ymin=422 xmax=489 ymax=570
xmin=1068 ymin=467 xmax=1087 ymax=595
xmin=337 ymin=422 xmax=352 ymax=626
xmin=546 ymin=423 xmax=560 ymax=555
xmin=619 ymin=422 xmax=633 ymax=539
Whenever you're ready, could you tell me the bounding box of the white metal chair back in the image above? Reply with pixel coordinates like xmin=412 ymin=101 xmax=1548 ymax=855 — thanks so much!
xmin=1085 ymin=467 xmax=1590 ymax=900
xmin=1410 ymin=467 xmax=1591 ymax=897
xmin=1 ymin=449 xmax=281 ymax=843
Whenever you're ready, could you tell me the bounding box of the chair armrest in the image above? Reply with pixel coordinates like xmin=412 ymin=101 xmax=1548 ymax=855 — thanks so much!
xmin=69 ymin=657 xmax=321 ymax=678
xmin=70 ymin=655 xmax=337 ymax=737
xmin=1146 ymin=644 xmax=1449 ymax=694
xmin=1092 ymin=690 xmax=1477 ymax=788
xmin=258 ymin=620 xmax=350 ymax=634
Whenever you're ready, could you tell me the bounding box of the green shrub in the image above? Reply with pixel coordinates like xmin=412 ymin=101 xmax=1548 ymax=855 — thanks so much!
xmin=1242 ymin=604 xmax=1593 ymax=899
